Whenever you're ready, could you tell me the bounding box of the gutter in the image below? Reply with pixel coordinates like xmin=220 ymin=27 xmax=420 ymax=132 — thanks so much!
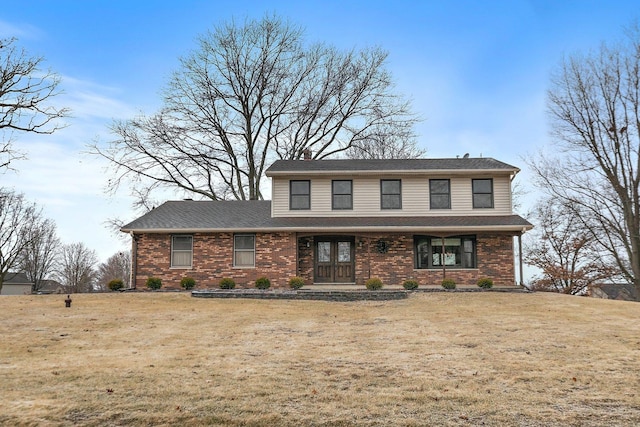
xmin=120 ymin=224 xmax=533 ymax=234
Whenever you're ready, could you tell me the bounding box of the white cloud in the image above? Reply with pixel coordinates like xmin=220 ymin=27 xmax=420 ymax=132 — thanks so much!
xmin=0 ymin=19 xmax=43 ymax=39
xmin=60 ymin=76 xmax=140 ymax=121
xmin=2 ymin=75 xmax=140 ymax=262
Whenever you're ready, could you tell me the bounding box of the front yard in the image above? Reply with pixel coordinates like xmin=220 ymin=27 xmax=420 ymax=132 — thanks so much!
xmin=0 ymin=292 xmax=638 ymax=426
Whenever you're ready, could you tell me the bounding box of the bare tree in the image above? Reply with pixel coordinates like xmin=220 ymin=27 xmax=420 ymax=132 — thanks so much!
xmin=19 ymin=218 xmax=59 ymax=292
xmin=345 ymin=132 xmax=425 ymax=160
xmin=0 ymin=188 xmax=41 ymax=292
xmin=0 ymin=38 xmax=69 ymax=171
xmin=58 ymin=242 xmax=97 ymax=293
xmin=524 ymin=198 xmax=616 ymax=294
xmin=528 ymin=24 xmax=640 ymax=299
xmin=91 ymin=15 xmax=418 ymax=203
xmin=95 ymin=251 xmax=131 ymax=291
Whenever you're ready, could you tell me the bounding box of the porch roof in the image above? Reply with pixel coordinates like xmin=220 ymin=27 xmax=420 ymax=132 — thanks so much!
xmin=121 ymin=200 xmax=533 ymax=234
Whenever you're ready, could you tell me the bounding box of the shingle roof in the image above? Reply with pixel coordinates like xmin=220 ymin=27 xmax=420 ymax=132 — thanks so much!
xmin=593 ymin=283 xmax=638 ymax=301
xmin=121 ymin=200 xmax=533 ymax=233
xmin=3 ymin=272 xmax=32 ymax=285
xmin=266 ymin=157 xmax=518 ymax=175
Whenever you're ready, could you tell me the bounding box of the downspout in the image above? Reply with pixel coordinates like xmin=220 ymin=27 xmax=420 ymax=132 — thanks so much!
xmin=130 ymin=231 xmax=138 ymax=289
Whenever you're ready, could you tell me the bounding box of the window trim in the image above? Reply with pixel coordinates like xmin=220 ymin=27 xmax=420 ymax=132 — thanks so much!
xmin=472 ymin=178 xmax=494 ymax=209
xmin=332 ymin=180 xmax=353 ymax=210
xmin=429 ymin=179 xmax=451 ymax=209
xmin=380 ymin=179 xmax=402 ymax=210
xmin=414 ymin=235 xmax=477 ymax=269
xmin=289 ymin=180 xmax=310 ymax=210
xmin=171 ymin=235 xmax=193 ymax=268
xmin=233 ymin=234 xmax=256 ymax=268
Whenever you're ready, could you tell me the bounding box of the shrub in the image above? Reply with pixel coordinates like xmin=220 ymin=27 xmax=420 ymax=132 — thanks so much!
xmin=365 ymin=277 xmax=383 ymax=290
xmin=477 ymin=277 xmax=494 ymax=289
xmin=441 ymin=278 xmax=456 ymax=290
xmin=180 ymin=277 xmax=196 ymax=290
xmin=146 ymin=276 xmax=162 ymax=290
xmin=219 ymin=277 xmax=236 ymax=289
xmin=107 ymin=279 xmax=124 ymax=291
xmin=289 ymin=276 xmax=305 ymax=290
xmin=255 ymin=277 xmax=271 ymax=290
xmin=402 ymin=280 xmax=419 ymax=290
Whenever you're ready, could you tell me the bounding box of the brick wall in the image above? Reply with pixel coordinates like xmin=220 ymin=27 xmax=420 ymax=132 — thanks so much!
xmin=134 ymin=231 xmax=517 ymax=289
xmin=349 ymin=232 xmax=515 ymax=287
xmin=134 ymin=232 xmax=297 ymax=289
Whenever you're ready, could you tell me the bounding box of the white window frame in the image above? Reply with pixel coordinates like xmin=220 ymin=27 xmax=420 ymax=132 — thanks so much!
xmin=171 ymin=235 xmax=193 ymax=268
xmin=233 ymin=234 xmax=256 ymax=268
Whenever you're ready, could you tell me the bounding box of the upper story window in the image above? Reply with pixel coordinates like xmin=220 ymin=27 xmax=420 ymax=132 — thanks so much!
xmin=414 ymin=235 xmax=476 ymax=269
xmin=171 ymin=235 xmax=193 ymax=268
xmin=380 ymin=179 xmax=401 ymax=209
xmin=234 ymin=234 xmax=255 ymax=268
xmin=472 ymin=179 xmax=494 ymax=208
xmin=332 ymin=180 xmax=353 ymax=210
xmin=290 ymin=180 xmax=310 ymax=210
xmin=430 ymin=179 xmax=451 ymax=209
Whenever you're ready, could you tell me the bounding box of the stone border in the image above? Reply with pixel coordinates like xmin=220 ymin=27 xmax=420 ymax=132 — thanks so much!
xmin=191 ymin=287 xmax=530 ymax=302
xmin=191 ymin=289 xmax=408 ymax=301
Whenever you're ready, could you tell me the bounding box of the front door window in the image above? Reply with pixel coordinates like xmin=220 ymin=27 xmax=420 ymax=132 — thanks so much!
xmin=338 ymin=241 xmax=351 ymax=263
xmin=318 ymin=242 xmax=331 ymax=263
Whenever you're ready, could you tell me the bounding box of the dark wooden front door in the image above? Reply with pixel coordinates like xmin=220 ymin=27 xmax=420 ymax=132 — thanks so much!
xmin=314 ymin=237 xmax=355 ymax=283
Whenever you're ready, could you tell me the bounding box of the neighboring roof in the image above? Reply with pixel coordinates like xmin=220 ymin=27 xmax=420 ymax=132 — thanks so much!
xmin=3 ymin=272 xmax=33 ymax=285
xmin=591 ymin=283 xmax=638 ymax=301
xmin=266 ymin=158 xmax=519 ymax=176
xmin=39 ymin=279 xmax=64 ymax=292
xmin=121 ymin=200 xmax=533 ymax=233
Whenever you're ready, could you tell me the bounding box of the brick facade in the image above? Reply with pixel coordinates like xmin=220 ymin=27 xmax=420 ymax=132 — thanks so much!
xmin=134 ymin=232 xmax=297 ymax=289
xmin=134 ymin=231 xmax=517 ymax=289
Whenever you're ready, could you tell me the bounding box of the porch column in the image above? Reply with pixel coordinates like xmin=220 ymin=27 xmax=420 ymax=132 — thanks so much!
xmin=518 ymin=233 xmax=524 ymax=287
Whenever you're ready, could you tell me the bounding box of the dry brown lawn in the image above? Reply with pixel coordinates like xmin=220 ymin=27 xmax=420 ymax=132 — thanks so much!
xmin=0 ymin=291 xmax=639 ymax=426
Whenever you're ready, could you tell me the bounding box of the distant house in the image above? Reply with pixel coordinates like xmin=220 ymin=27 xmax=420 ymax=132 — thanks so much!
xmin=121 ymin=158 xmax=533 ymax=289
xmin=1 ymin=273 xmax=33 ymax=295
xmin=589 ymin=283 xmax=638 ymax=302
xmin=37 ymin=279 xmax=65 ymax=294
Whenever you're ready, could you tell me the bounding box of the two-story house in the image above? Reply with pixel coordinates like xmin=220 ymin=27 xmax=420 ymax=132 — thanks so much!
xmin=121 ymin=158 xmax=532 ymax=288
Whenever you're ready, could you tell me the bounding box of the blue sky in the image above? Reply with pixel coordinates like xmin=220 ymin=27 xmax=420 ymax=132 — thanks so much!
xmin=1 ymin=0 xmax=637 ymax=262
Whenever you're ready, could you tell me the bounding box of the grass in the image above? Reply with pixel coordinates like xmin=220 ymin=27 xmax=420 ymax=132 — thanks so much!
xmin=0 ymin=292 xmax=639 ymax=426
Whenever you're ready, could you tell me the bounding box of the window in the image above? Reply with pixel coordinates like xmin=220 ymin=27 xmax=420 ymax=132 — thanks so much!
xmin=381 ymin=179 xmax=401 ymax=209
xmin=171 ymin=235 xmax=193 ymax=268
xmin=414 ymin=235 xmax=476 ymax=269
xmin=332 ymin=180 xmax=353 ymax=210
xmin=430 ymin=179 xmax=451 ymax=209
xmin=290 ymin=180 xmax=310 ymax=210
xmin=472 ymin=179 xmax=493 ymax=208
xmin=234 ymin=234 xmax=255 ymax=267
